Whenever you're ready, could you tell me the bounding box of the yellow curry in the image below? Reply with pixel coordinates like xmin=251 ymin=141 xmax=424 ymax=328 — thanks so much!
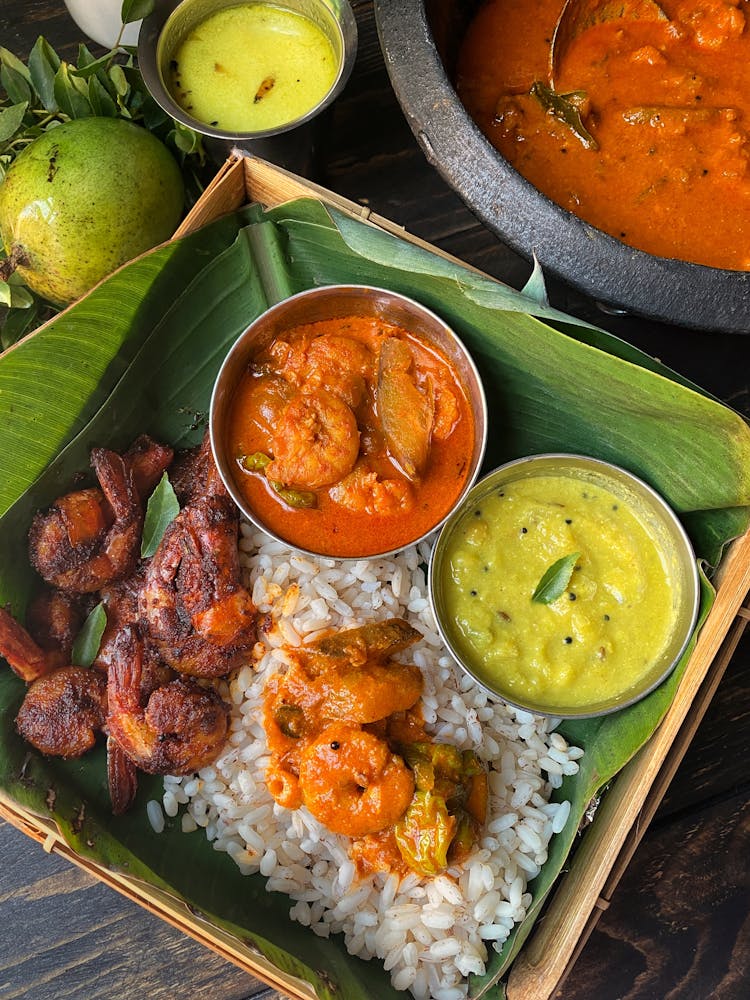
xmin=440 ymin=474 xmax=677 ymax=712
xmin=169 ymin=3 xmax=338 ymax=132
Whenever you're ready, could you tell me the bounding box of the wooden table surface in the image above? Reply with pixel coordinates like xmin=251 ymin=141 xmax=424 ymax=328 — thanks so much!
xmin=1 ymin=3 xmax=749 ymax=999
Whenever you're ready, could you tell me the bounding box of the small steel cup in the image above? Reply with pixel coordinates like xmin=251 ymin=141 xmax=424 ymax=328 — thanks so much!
xmin=429 ymin=454 xmax=701 ymax=718
xmin=210 ymin=284 xmax=488 ymax=560
xmin=138 ymin=0 xmax=358 ymax=174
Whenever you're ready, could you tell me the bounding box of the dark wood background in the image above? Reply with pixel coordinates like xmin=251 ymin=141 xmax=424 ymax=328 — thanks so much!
xmin=1 ymin=2 xmax=748 ymax=998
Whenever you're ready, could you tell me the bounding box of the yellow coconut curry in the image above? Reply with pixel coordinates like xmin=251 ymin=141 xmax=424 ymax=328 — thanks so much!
xmin=439 ymin=474 xmax=677 ymax=713
xmin=263 ymin=619 xmax=488 ymax=876
xmin=457 ymin=0 xmax=750 ymax=269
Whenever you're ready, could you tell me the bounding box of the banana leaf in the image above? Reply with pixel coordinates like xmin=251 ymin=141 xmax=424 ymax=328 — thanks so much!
xmin=1 ymin=194 xmax=750 ymax=1000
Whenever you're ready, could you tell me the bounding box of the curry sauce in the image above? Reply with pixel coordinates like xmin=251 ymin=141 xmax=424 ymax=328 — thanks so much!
xmin=226 ymin=314 xmax=475 ymax=557
xmin=457 ymin=0 xmax=750 ymax=269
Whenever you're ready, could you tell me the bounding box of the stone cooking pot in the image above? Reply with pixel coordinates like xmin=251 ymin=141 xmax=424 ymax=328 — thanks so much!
xmin=374 ymin=0 xmax=750 ymax=333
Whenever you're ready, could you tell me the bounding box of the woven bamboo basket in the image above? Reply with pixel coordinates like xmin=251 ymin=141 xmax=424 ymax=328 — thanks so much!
xmin=2 ymin=153 xmax=749 ymax=1000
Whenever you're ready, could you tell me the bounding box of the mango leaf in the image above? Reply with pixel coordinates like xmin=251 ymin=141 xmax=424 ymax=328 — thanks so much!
xmin=121 ymin=0 xmax=156 ymax=24
xmin=88 ymin=74 xmax=118 ymax=117
xmin=531 ymin=552 xmax=581 ymax=603
xmin=0 ymin=63 xmax=32 ymax=106
xmin=53 ymin=62 xmax=92 ymax=118
xmin=0 ymin=300 xmax=41 ymax=350
xmin=141 ymin=472 xmax=180 ymax=558
xmin=0 ymin=197 xmax=748 ymax=1000
xmin=71 ymin=603 xmax=107 ymax=667
xmin=27 ymin=36 xmax=60 ymax=112
xmin=0 ymin=102 xmax=28 ymax=143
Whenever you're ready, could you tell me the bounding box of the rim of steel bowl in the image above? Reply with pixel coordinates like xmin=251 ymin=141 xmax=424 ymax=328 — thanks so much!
xmin=373 ymin=0 xmax=750 ymax=334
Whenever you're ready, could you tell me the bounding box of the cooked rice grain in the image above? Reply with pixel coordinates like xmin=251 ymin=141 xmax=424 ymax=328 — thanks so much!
xmin=161 ymin=527 xmax=582 ymax=999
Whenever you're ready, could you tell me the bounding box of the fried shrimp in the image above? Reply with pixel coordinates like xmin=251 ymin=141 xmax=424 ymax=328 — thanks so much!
xmin=107 ymin=626 xmax=230 ymax=775
xmin=24 ymin=589 xmax=85 ymax=670
xmin=0 ymin=605 xmax=59 ymax=681
xmin=139 ymin=493 xmax=256 ymax=676
xmin=298 ymin=723 xmax=415 ymax=837
xmin=16 ymin=666 xmax=107 ymax=758
xmin=29 ymin=448 xmax=142 ymax=593
xmin=266 ymin=389 xmax=360 ymax=490
xmin=28 ymin=437 xmax=173 ymax=595
xmin=0 ymin=605 xmax=107 ymax=756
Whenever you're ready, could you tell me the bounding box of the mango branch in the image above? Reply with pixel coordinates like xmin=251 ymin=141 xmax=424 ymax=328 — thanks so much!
xmin=0 ymin=245 xmax=30 ymax=282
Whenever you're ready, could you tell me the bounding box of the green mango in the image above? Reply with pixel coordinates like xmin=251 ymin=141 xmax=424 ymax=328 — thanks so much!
xmin=0 ymin=117 xmax=184 ymax=306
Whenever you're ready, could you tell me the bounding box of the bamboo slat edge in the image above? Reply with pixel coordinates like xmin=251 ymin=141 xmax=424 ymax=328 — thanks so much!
xmin=0 ymin=792 xmax=316 ymax=1000
xmin=554 ymin=605 xmax=749 ymax=992
xmin=507 ymin=529 xmax=750 ymax=999
xmin=2 ymin=156 xmax=747 ymax=1000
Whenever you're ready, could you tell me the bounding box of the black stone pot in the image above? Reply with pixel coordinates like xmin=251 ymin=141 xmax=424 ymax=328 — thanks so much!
xmin=374 ymin=0 xmax=750 ymax=333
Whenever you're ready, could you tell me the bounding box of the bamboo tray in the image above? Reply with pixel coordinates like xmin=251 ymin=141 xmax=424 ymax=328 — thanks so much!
xmin=2 ymin=153 xmax=750 ymax=1000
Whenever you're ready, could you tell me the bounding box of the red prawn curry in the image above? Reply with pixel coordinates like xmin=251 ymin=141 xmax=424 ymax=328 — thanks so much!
xmin=225 ymin=313 xmax=475 ymax=557
xmin=262 ymin=619 xmax=488 ymax=877
xmin=457 ymin=0 xmax=750 ymax=269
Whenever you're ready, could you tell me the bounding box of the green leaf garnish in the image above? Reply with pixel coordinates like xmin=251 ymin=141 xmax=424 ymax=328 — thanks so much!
xmin=531 ymin=552 xmax=581 ymax=604
xmin=71 ymin=602 xmax=107 ymax=667
xmin=531 ymin=80 xmax=599 ymax=150
xmin=140 ymin=472 xmax=180 ymax=558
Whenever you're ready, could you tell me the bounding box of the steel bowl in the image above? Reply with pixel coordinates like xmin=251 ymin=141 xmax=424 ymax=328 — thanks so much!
xmin=139 ymin=0 xmax=357 ymax=173
xmin=374 ymin=0 xmax=750 ymax=333
xmin=429 ymin=453 xmax=700 ymax=718
xmin=210 ymin=284 xmax=488 ymax=559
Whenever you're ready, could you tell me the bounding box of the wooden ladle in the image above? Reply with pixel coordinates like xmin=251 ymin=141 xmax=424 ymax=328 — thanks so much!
xmin=549 ymin=0 xmax=668 ymax=86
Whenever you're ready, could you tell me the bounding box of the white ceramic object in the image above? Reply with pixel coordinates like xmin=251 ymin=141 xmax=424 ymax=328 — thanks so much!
xmin=64 ymin=0 xmax=141 ymax=48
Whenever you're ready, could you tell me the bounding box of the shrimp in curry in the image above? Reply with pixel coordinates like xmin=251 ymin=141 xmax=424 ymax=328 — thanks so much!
xmin=226 ymin=315 xmax=476 ymax=557
xmin=263 ymin=618 xmax=488 ymax=876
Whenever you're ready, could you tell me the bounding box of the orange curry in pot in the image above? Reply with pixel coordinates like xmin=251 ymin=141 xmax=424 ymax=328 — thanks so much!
xmin=226 ymin=314 xmax=475 ymax=557
xmin=457 ymin=0 xmax=750 ymax=269
xmin=262 ymin=619 xmax=488 ymax=876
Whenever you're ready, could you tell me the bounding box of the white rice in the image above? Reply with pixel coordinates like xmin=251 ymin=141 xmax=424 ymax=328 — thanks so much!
xmin=161 ymin=526 xmax=583 ymax=999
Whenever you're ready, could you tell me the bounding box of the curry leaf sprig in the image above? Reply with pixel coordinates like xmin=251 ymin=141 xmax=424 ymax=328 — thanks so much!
xmin=531 ymin=551 xmax=581 ymax=604
xmin=0 ymin=2 xmax=208 ymax=348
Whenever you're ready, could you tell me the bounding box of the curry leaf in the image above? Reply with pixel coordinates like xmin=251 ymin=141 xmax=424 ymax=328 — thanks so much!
xmin=0 ymin=47 xmax=31 ymax=82
xmin=0 ymin=300 xmax=40 ymax=350
xmin=141 ymin=472 xmax=180 ymax=558
xmin=531 ymin=80 xmax=598 ymax=150
xmin=71 ymin=603 xmax=107 ymax=667
xmin=88 ymin=75 xmax=118 ymax=117
xmin=531 ymin=552 xmax=581 ymax=604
